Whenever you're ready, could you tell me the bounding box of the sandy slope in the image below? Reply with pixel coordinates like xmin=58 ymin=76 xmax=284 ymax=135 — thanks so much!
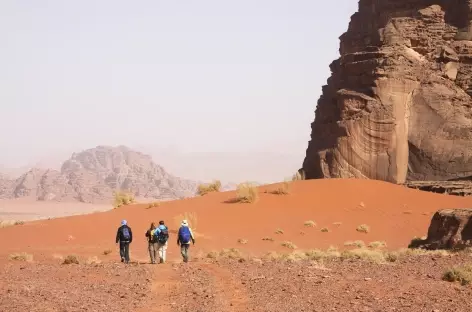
xmin=1 ymin=179 xmax=472 ymax=263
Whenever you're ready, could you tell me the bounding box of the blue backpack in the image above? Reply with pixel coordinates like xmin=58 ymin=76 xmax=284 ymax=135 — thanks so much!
xmin=178 ymin=226 xmax=191 ymax=244
xmin=122 ymin=227 xmax=131 ymax=241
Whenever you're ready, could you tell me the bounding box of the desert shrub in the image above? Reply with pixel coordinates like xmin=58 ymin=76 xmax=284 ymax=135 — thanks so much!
xmin=275 ymin=228 xmax=284 ymax=234
xmin=219 ymin=248 xmax=243 ymax=259
xmin=14 ymin=221 xmax=25 ymax=226
xmin=235 ymin=182 xmax=259 ymax=203
xmin=174 ymin=211 xmax=198 ymax=231
xmin=147 ymin=202 xmax=160 ymax=209
xmin=113 ymin=191 xmax=135 ymax=208
xmin=341 ymin=248 xmax=385 ymax=263
xmin=320 ymin=227 xmax=329 ymax=232
xmin=281 ymin=241 xmax=297 ymax=249
xmin=304 ymin=220 xmax=316 ymax=227
xmin=356 ymin=224 xmax=370 ymax=233
xmin=103 ymin=249 xmax=113 ymax=255
xmin=237 ymin=238 xmax=248 ymax=244
xmin=368 ymin=241 xmax=387 ymax=249
xmin=271 ymin=181 xmax=290 ymax=195
xmin=344 ymin=240 xmax=366 ymax=248
xmin=197 ymin=180 xmax=222 ymax=196
xmin=292 ymin=170 xmax=306 ymax=181
xmin=9 ymin=252 xmax=33 ymax=262
xmin=0 ymin=220 xmax=15 ymax=228
xmin=262 ymin=237 xmax=274 ymax=242
xmin=63 ymin=255 xmax=80 ymax=265
xmin=443 ymin=264 xmax=472 ymax=285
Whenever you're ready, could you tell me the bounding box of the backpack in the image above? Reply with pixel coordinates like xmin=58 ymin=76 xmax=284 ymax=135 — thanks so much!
xmin=122 ymin=226 xmax=131 ymax=241
xmin=157 ymin=226 xmax=169 ymax=244
xmin=178 ymin=226 xmax=191 ymax=244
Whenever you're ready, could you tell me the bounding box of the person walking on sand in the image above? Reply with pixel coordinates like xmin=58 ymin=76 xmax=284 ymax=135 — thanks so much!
xmin=177 ymin=219 xmax=195 ymax=263
xmin=153 ymin=220 xmax=169 ymax=263
xmin=116 ymin=220 xmax=133 ymax=264
xmin=145 ymin=222 xmax=158 ymax=264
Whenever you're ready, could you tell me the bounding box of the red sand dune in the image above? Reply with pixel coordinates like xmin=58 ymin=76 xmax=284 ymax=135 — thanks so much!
xmin=2 ymin=179 xmax=472 ymax=264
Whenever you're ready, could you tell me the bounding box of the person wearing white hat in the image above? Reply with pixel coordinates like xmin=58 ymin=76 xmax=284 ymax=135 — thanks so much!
xmin=177 ymin=219 xmax=195 ymax=263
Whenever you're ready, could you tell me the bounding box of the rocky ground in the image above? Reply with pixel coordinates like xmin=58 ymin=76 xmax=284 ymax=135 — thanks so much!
xmin=2 ymin=251 xmax=472 ymax=312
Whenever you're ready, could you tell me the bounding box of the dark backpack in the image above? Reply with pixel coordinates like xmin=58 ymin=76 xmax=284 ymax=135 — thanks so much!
xmin=178 ymin=226 xmax=191 ymax=244
xmin=122 ymin=226 xmax=131 ymax=241
xmin=157 ymin=226 xmax=169 ymax=244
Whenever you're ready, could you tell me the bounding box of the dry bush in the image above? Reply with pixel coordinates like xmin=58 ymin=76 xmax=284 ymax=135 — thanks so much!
xmin=275 ymin=228 xmax=284 ymax=234
xmin=262 ymin=237 xmax=274 ymax=242
xmin=113 ymin=191 xmax=135 ymax=208
xmin=235 ymin=182 xmax=259 ymax=203
xmin=174 ymin=212 xmax=198 ymax=231
xmin=281 ymin=241 xmax=297 ymax=249
xmin=304 ymin=220 xmax=316 ymax=227
xmin=0 ymin=220 xmax=16 ymax=228
xmin=292 ymin=170 xmax=306 ymax=181
xmin=320 ymin=227 xmax=329 ymax=233
xmin=341 ymin=248 xmax=386 ymax=263
xmin=197 ymin=180 xmax=222 ymax=196
xmin=14 ymin=221 xmax=25 ymax=226
xmin=63 ymin=255 xmax=80 ymax=265
xmin=368 ymin=241 xmax=387 ymax=249
xmin=237 ymin=238 xmax=248 ymax=244
xmin=271 ymin=180 xmax=290 ymax=195
xmin=217 ymin=248 xmax=244 ymax=260
xmin=147 ymin=202 xmax=160 ymax=209
xmin=86 ymin=256 xmax=101 ymax=265
xmin=443 ymin=264 xmax=472 ymax=285
xmin=103 ymin=249 xmax=113 ymax=255
xmin=9 ymin=252 xmax=33 ymax=262
xmin=356 ymin=224 xmax=370 ymax=233
xmin=344 ymin=240 xmax=366 ymax=248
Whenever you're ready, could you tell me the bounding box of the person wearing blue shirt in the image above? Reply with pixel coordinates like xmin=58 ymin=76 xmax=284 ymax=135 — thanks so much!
xmin=153 ymin=220 xmax=169 ymax=263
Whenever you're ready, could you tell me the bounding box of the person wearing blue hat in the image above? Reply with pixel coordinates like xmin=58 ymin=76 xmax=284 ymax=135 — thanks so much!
xmin=116 ymin=219 xmax=133 ymax=264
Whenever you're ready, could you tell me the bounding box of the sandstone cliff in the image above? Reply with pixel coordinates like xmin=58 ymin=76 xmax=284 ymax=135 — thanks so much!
xmin=302 ymin=1 xmax=472 ymax=183
xmin=0 ymin=146 xmax=198 ymax=203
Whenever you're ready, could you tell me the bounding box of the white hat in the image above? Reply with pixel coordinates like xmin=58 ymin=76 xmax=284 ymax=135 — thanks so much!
xmin=181 ymin=219 xmax=188 ymax=226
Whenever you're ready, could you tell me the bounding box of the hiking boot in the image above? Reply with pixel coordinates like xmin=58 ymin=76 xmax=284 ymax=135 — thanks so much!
xmin=121 ymin=257 xmax=124 ymax=263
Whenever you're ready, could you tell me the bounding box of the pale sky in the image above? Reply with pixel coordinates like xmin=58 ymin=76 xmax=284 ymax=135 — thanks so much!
xmin=0 ymin=0 xmax=358 ymax=183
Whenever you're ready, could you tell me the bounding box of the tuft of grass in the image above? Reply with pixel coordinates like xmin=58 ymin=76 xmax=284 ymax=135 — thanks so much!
xmin=344 ymin=240 xmax=366 ymax=248
xmin=443 ymin=264 xmax=472 ymax=285
xmin=281 ymin=241 xmax=297 ymax=249
xmin=147 ymin=202 xmax=160 ymax=209
xmin=173 ymin=212 xmax=198 ymax=231
xmin=368 ymin=241 xmax=387 ymax=249
xmin=63 ymin=255 xmax=80 ymax=265
xmin=271 ymin=180 xmax=290 ymax=195
xmin=237 ymin=238 xmax=248 ymax=244
xmin=320 ymin=227 xmax=329 ymax=233
xmin=275 ymin=228 xmax=284 ymax=234
xmin=9 ymin=252 xmax=33 ymax=262
xmin=235 ymin=182 xmax=259 ymax=203
xmin=103 ymin=249 xmax=113 ymax=256
xmin=14 ymin=220 xmax=25 ymax=226
xmin=304 ymin=220 xmax=316 ymax=227
xmin=197 ymin=180 xmax=222 ymax=196
xmin=0 ymin=220 xmax=16 ymax=228
xmin=356 ymin=224 xmax=370 ymax=233
xmin=341 ymin=248 xmax=386 ymax=264
xmin=219 ymin=248 xmax=244 ymax=259
xmin=262 ymin=237 xmax=274 ymax=242
xmin=86 ymin=256 xmax=101 ymax=265
xmin=113 ymin=191 xmax=135 ymax=208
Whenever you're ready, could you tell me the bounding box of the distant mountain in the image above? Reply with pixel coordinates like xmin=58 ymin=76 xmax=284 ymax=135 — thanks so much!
xmin=0 ymin=146 xmax=198 ymax=203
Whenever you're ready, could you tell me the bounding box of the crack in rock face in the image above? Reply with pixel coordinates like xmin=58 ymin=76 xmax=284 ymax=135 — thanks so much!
xmin=302 ymin=0 xmax=472 ymax=183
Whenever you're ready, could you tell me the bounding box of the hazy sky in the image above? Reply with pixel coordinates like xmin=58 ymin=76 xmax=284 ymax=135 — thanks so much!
xmin=0 ymin=0 xmax=358 ymax=183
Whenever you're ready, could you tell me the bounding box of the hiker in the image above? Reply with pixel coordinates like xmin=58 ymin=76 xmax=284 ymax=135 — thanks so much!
xmin=177 ymin=219 xmax=195 ymax=263
xmin=116 ymin=219 xmax=133 ymax=264
xmin=153 ymin=220 xmax=169 ymax=263
xmin=145 ymin=222 xmax=158 ymax=264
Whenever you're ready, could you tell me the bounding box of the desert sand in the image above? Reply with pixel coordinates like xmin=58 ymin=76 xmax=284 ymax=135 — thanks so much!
xmin=2 ymin=179 xmax=472 ymax=311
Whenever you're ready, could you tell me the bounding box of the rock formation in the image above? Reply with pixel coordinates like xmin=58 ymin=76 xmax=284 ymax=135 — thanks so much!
xmin=302 ymin=1 xmax=472 ymax=183
xmin=0 ymin=146 xmax=198 ymax=203
xmin=410 ymin=208 xmax=472 ymax=250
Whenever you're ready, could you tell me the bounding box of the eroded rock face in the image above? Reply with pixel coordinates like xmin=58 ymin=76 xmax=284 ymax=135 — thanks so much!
xmin=411 ymin=208 xmax=472 ymax=250
xmin=302 ymin=1 xmax=472 ymax=183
